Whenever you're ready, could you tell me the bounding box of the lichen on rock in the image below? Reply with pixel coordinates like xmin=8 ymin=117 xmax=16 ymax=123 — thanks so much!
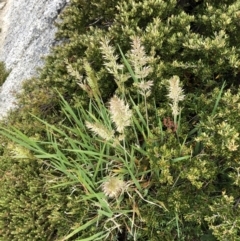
xmin=0 ymin=0 xmax=68 ymax=118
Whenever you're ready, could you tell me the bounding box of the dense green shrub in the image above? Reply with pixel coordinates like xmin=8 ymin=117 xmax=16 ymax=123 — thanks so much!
xmin=1 ymin=0 xmax=240 ymax=240
xmin=37 ymin=0 xmax=240 ymax=104
xmin=0 ymin=138 xmax=90 ymax=240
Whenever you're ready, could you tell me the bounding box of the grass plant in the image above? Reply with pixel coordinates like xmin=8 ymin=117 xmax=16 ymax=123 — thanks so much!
xmin=0 ymin=37 xmax=172 ymax=240
xmin=0 ymin=37 xmax=232 ymax=240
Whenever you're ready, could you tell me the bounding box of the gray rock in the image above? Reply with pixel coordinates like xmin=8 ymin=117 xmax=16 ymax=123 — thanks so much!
xmin=0 ymin=2 xmax=6 ymax=10
xmin=0 ymin=0 xmax=68 ymax=118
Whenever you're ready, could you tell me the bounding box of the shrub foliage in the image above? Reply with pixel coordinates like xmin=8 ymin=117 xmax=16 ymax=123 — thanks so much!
xmin=1 ymin=0 xmax=240 ymax=240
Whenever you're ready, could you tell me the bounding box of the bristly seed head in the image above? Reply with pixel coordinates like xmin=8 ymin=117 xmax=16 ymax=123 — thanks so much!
xmin=109 ymin=95 xmax=132 ymax=133
xmin=133 ymin=80 xmax=154 ymax=97
xmin=167 ymin=75 xmax=185 ymax=103
xmin=101 ymin=176 xmax=126 ymax=198
xmin=100 ymin=38 xmax=129 ymax=89
xmin=86 ymin=121 xmax=114 ymax=141
xmin=167 ymin=75 xmax=185 ymax=118
xmin=129 ymin=36 xmax=153 ymax=79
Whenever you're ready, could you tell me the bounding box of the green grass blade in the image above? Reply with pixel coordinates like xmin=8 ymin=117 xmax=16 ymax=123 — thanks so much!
xmin=98 ymin=209 xmax=113 ymax=218
xmin=75 ymin=232 xmax=107 ymax=241
xmin=171 ymin=155 xmax=191 ymax=163
xmin=118 ymin=45 xmax=138 ymax=83
xmin=62 ymin=215 xmax=103 ymax=240
xmin=211 ymin=81 xmax=226 ymax=116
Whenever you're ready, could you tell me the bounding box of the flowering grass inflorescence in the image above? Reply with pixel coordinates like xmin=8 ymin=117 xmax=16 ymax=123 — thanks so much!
xmin=167 ymin=75 xmax=185 ymax=124
xmin=101 ymin=176 xmax=127 ymax=198
xmin=109 ymin=95 xmax=132 ymax=133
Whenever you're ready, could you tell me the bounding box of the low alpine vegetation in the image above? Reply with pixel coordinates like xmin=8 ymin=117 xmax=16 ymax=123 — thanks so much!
xmin=1 ymin=0 xmax=240 ymax=240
